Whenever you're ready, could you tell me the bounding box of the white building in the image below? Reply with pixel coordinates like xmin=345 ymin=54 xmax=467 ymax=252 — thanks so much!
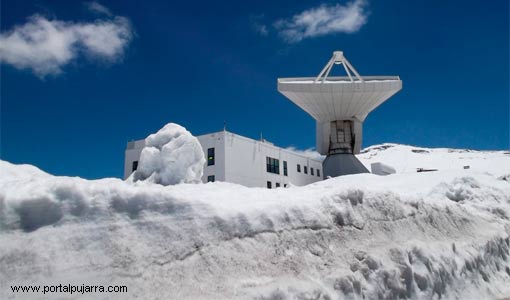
xmin=124 ymin=130 xmax=323 ymax=188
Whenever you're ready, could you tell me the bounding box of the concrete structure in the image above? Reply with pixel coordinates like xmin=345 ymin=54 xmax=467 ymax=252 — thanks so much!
xmin=278 ymin=51 xmax=402 ymax=177
xmin=371 ymin=162 xmax=396 ymax=176
xmin=125 ymin=130 xmax=323 ymax=188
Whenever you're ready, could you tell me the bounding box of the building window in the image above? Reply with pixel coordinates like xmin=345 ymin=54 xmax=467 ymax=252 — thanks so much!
xmin=276 ymin=182 xmax=280 ymax=188
xmin=311 ymin=168 xmax=314 ymax=176
xmin=317 ymin=169 xmax=321 ymax=177
xmin=132 ymin=161 xmax=138 ymax=172
xmin=304 ymin=166 xmax=308 ymax=174
xmin=266 ymin=157 xmax=280 ymax=174
xmin=207 ymin=148 xmax=215 ymax=166
xmin=284 ymin=184 xmax=288 ymax=188
xmin=267 ymin=181 xmax=272 ymax=189
xmin=297 ymin=164 xmax=301 ymax=173
xmin=207 ymin=175 xmax=215 ymax=182
xmin=283 ymin=161 xmax=288 ymax=176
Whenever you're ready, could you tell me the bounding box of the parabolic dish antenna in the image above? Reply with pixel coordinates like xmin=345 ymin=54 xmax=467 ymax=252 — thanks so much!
xmin=278 ymin=51 xmax=402 ymax=177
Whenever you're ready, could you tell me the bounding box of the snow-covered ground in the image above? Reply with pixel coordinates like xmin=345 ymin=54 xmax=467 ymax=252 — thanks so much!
xmin=358 ymin=143 xmax=510 ymax=176
xmin=1 ymin=144 xmax=509 ymax=300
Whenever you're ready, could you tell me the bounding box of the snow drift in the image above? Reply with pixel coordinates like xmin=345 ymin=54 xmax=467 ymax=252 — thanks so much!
xmin=131 ymin=123 xmax=205 ymax=186
xmin=0 ymin=145 xmax=510 ymax=300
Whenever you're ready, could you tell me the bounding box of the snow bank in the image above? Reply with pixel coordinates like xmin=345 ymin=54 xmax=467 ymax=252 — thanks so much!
xmin=1 ymin=145 xmax=510 ymax=299
xmin=132 ymin=123 xmax=205 ymax=185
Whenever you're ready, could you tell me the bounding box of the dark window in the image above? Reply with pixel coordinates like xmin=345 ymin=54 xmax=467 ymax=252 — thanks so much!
xmin=267 ymin=181 xmax=272 ymax=189
xmin=283 ymin=161 xmax=288 ymax=176
xmin=276 ymin=182 xmax=280 ymax=188
xmin=304 ymin=166 xmax=308 ymax=174
xmin=284 ymin=184 xmax=288 ymax=188
xmin=207 ymin=148 xmax=215 ymax=166
xmin=207 ymin=175 xmax=215 ymax=182
xmin=132 ymin=161 xmax=138 ymax=172
xmin=266 ymin=157 xmax=280 ymax=174
xmin=317 ymin=169 xmax=321 ymax=177
xmin=311 ymin=168 xmax=314 ymax=176
xmin=297 ymin=164 xmax=301 ymax=173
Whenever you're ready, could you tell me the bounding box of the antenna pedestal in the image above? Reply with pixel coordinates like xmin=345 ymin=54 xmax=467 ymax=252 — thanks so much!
xmin=323 ymin=153 xmax=369 ymax=178
xmin=321 ymin=119 xmax=369 ymax=177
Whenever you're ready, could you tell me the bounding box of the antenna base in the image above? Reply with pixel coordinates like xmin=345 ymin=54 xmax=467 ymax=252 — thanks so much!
xmin=322 ymin=154 xmax=369 ymax=178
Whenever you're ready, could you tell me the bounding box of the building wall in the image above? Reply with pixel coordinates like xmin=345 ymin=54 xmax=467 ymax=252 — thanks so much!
xmin=197 ymin=132 xmax=226 ymax=182
xmin=223 ymin=132 xmax=323 ymax=187
xmin=124 ymin=140 xmax=145 ymax=179
xmin=124 ymin=130 xmax=323 ymax=188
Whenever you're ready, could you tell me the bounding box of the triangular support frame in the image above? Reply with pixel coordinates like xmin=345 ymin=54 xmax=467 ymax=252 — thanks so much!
xmin=315 ymin=51 xmax=364 ymax=83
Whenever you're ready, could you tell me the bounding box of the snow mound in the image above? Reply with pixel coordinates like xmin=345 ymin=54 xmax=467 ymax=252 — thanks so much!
xmin=132 ymin=123 xmax=205 ymax=185
xmin=1 ymin=157 xmax=510 ymax=299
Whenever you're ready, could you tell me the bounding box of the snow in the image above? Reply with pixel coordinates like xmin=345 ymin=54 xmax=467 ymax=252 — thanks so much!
xmin=358 ymin=143 xmax=510 ymax=177
xmin=130 ymin=123 xmax=205 ymax=186
xmin=293 ymin=143 xmax=510 ymax=177
xmin=1 ymin=144 xmax=510 ymax=299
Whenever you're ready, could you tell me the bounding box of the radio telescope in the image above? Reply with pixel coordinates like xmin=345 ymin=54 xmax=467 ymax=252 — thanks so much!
xmin=277 ymin=51 xmax=402 ymax=177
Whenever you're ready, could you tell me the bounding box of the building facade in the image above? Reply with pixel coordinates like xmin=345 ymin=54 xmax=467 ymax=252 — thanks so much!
xmin=124 ymin=130 xmax=323 ymax=188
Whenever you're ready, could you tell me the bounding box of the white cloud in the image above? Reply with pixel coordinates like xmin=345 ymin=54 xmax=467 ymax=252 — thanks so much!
xmin=0 ymin=8 xmax=132 ymax=78
xmin=275 ymin=0 xmax=368 ymax=43
xmin=286 ymin=146 xmax=325 ymax=161
xmin=86 ymin=2 xmax=112 ymax=16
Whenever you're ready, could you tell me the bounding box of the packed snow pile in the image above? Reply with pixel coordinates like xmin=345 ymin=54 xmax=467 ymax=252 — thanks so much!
xmin=130 ymin=123 xmax=205 ymax=185
xmin=1 ymin=145 xmax=510 ymax=299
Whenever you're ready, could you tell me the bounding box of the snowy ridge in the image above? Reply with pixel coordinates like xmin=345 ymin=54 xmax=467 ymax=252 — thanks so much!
xmin=358 ymin=143 xmax=510 ymax=176
xmin=1 ymin=144 xmax=510 ymax=299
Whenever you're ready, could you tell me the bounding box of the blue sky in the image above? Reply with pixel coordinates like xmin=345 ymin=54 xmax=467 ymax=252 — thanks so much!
xmin=1 ymin=0 xmax=508 ymax=179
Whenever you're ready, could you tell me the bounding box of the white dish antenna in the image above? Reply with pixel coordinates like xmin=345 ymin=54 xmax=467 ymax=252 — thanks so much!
xmin=277 ymin=51 xmax=403 ymax=177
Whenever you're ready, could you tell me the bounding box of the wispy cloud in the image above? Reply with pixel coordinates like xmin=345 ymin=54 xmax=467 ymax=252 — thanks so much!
xmin=0 ymin=4 xmax=132 ymax=78
xmin=254 ymin=23 xmax=268 ymax=36
xmin=274 ymin=0 xmax=368 ymax=43
xmin=250 ymin=15 xmax=269 ymax=36
xmin=85 ymin=1 xmax=112 ymax=16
